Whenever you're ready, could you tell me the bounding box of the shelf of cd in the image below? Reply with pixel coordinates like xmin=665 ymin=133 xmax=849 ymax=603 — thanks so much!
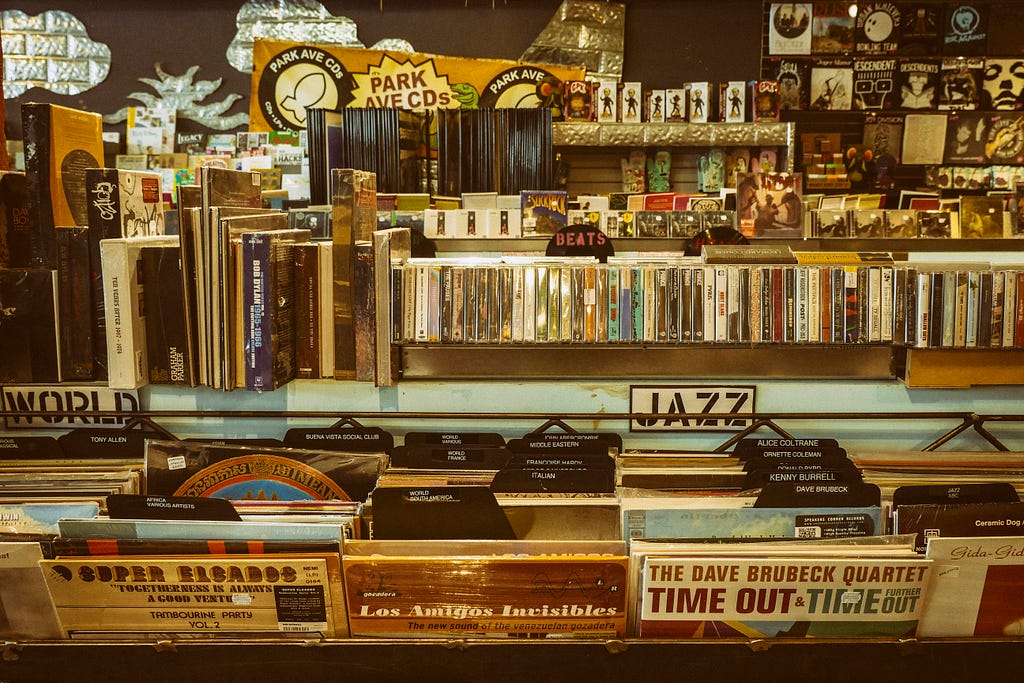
xmin=397 ymin=345 xmax=1024 ymax=387
xmin=2 ymin=636 xmax=1024 ymax=682
xmin=427 ymin=237 xmax=1024 ymax=254
xmin=398 ymin=344 xmax=896 ymax=380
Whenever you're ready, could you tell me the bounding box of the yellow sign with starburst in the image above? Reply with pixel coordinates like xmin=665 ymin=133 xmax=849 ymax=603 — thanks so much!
xmin=250 ymin=39 xmax=585 ymax=132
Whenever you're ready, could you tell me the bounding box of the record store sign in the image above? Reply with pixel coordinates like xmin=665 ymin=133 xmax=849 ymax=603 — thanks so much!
xmin=249 ymin=39 xmax=584 ymax=132
xmin=2 ymin=386 xmax=140 ymax=429
xmin=630 ymin=385 xmax=755 ymax=432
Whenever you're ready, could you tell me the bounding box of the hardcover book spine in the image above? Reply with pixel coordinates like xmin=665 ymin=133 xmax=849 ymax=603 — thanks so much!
xmin=331 ymin=169 xmax=357 ymax=380
xmin=142 ymin=245 xmax=190 ymax=385
xmin=1 ymin=172 xmax=31 ymax=269
xmin=242 ymin=233 xmax=272 ymax=391
xmin=269 ymin=237 xmax=298 ymax=389
xmin=100 ymin=240 xmax=143 ymax=388
xmin=354 ymin=241 xmax=376 ymax=381
xmin=56 ymin=226 xmax=93 ymax=380
xmin=20 ymin=103 xmax=56 ymax=269
xmin=293 ymin=243 xmax=320 ymax=380
xmin=318 ymin=242 xmax=334 ymax=377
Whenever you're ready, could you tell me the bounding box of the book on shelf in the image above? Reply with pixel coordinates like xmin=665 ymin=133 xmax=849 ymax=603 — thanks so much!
xmin=55 ymin=226 xmax=93 ymax=381
xmin=292 ymin=242 xmax=322 ymax=380
xmin=240 ymin=226 xmax=311 ymax=392
xmin=140 ymin=244 xmax=193 ymax=386
xmin=197 ymin=166 xmax=263 ymax=387
xmin=84 ymin=168 xmax=166 ymax=384
xmin=0 ymin=171 xmax=29 ymax=268
xmin=21 ymin=103 xmax=104 ymax=270
xmin=0 ymin=267 xmax=60 ymax=383
xmin=100 ymin=235 xmax=183 ymax=389
xmin=332 ymin=168 xmax=377 ymax=380
xmin=372 ymin=228 xmax=411 ymax=387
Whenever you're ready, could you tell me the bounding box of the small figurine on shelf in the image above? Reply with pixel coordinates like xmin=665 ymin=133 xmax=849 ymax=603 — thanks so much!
xmin=698 ymin=148 xmax=726 ymax=193
xmin=844 ymin=144 xmax=875 ymax=186
xmin=623 ymin=87 xmax=640 ymax=122
xmin=647 ymin=150 xmax=671 ymax=192
xmin=622 ymin=149 xmax=646 ymax=193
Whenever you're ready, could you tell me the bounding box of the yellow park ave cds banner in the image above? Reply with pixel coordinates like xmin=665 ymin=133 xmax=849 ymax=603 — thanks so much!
xmin=250 ymin=39 xmax=586 ymax=132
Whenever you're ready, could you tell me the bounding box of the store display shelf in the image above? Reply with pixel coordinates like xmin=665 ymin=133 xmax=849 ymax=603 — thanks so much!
xmin=399 ymin=344 xmax=897 ymax=380
xmin=426 ymin=237 xmax=1024 ymax=254
xmin=3 ymin=637 xmax=1024 ymax=682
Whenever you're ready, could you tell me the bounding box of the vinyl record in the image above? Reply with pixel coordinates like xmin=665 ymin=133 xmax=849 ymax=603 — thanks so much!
xmin=683 ymin=226 xmax=749 ymax=256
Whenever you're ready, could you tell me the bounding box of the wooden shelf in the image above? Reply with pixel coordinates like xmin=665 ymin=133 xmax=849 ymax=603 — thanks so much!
xmin=898 ymin=348 xmax=1024 ymax=388
xmin=399 ymin=344 xmax=896 ymax=380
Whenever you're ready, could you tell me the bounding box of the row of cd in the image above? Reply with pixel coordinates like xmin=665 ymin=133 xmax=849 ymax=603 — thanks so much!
xmin=391 ymin=258 xmax=1024 ymax=349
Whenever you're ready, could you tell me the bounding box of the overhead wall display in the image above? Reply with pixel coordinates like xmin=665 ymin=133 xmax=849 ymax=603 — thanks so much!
xmin=249 ymin=39 xmax=586 ymax=132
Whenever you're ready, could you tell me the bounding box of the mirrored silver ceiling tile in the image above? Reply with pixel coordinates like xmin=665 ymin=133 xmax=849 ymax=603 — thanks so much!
xmin=26 ymin=33 xmax=67 ymax=57
xmin=3 ymin=33 xmax=25 ymax=56
xmin=3 ymin=10 xmax=44 ymax=32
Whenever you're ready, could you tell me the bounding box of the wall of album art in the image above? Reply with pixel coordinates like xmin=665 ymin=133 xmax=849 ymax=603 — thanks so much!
xmin=0 ymin=0 xmax=773 ymax=139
